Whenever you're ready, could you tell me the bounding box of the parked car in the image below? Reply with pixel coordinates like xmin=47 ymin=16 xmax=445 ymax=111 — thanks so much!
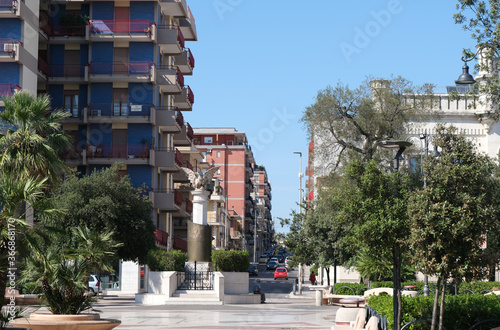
xmin=266 ymin=260 xmax=278 ymax=270
xmin=247 ymin=264 xmax=259 ymax=276
xmin=274 ymin=267 xmax=288 ymax=280
xmin=259 ymin=255 xmax=269 ymax=263
xmin=88 ymin=274 xmax=100 ymax=294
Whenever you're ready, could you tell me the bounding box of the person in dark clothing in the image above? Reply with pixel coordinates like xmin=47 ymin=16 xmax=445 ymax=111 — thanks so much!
xmin=309 ymin=271 xmax=316 ymax=285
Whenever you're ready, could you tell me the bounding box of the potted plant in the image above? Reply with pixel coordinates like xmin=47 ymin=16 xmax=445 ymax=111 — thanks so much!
xmin=10 ymin=226 xmax=122 ymax=330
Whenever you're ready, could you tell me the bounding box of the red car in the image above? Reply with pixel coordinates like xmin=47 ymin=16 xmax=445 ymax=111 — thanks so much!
xmin=274 ymin=267 xmax=288 ymax=280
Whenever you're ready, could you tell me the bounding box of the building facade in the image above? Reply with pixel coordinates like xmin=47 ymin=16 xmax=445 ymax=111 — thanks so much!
xmin=193 ymin=127 xmax=275 ymax=258
xmin=0 ymin=0 xmax=209 ymax=292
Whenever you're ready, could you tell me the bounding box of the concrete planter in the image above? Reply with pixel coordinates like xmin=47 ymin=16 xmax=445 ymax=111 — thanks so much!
xmin=10 ymin=313 xmax=121 ymax=330
xmin=221 ymin=272 xmax=249 ymax=294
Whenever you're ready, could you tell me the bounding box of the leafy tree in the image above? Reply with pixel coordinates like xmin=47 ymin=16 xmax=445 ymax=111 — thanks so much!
xmin=0 ymin=92 xmax=71 ymax=185
xmin=50 ymin=165 xmax=156 ymax=264
xmin=407 ymin=124 xmax=499 ymax=330
xmin=301 ymin=76 xmax=434 ymax=174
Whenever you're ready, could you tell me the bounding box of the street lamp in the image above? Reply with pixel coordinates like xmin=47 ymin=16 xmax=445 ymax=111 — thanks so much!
xmin=293 ymin=151 xmax=304 ymax=294
xmin=378 ymin=139 xmax=412 ymax=330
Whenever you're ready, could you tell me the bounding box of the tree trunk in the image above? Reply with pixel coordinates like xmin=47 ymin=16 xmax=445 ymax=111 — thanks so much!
xmin=325 ymin=267 xmax=330 ymax=286
xmin=333 ymin=257 xmax=337 ymax=284
xmin=393 ymin=244 xmax=402 ymax=330
xmin=439 ymin=277 xmax=447 ymax=330
xmin=430 ymin=277 xmax=441 ymax=330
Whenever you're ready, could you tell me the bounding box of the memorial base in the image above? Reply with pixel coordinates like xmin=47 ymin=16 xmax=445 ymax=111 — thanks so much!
xmin=187 ymin=221 xmax=212 ymax=262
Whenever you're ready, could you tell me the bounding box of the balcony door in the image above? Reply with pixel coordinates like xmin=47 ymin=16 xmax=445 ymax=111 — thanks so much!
xmin=112 ymin=129 xmax=127 ymax=158
xmin=113 ymin=88 xmax=128 ymax=116
xmin=113 ymin=47 xmax=129 ymax=74
xmin=114 ymin=7 xmax=130 ymax=34
xmin=64 ymin=93 xmax=79 ymax=117
xmin=65 ymin=50 xmax=80 ymax=77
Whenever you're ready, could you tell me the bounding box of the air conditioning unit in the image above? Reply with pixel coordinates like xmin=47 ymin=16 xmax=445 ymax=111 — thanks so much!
xmin=91 ymin=110 xmax=101 ymax=116
xmin=3 ymin=43 xmax=15 ymax=53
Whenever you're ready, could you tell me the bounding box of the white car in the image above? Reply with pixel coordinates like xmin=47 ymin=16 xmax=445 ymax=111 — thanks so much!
xmin=88 ymin=275 xmax=100 ymax=294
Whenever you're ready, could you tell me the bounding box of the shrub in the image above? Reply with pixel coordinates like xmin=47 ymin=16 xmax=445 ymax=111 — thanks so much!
xmin=147 ymin=249 xmax=187 ymax=272
xmin=333 ymin=282 xmax=369 ymax=295
xmin=212 ymin=251 xmax=249 ymax=272
xmin=368 ymin=294 xmax=500 ymax=329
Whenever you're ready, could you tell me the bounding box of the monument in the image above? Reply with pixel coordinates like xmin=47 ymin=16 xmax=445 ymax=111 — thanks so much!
xmin=180 ymin=166 xmax=220 ymax=274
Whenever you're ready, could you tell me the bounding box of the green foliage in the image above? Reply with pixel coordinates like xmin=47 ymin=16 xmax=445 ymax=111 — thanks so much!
xmin=368 ymin=294 xmax=500 ymax=329
xmin=146 ymin=249 xmax=187 ymax=272
xmin=51 ymin=165 xmax=156 ymax=264
xmin=332 ymin=283 xmax=369 ymax=295
xmin=211 ymin=251 xmax=249 ymax=272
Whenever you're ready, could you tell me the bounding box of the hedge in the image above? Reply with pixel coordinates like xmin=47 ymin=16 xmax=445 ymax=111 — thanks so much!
xmin=146 ymin=249 xmax=187 ymax=271
xmin=212 ymin=250 xmax=249 ymax=272
xmin=368 ymin=294 xmax=500 ymax=329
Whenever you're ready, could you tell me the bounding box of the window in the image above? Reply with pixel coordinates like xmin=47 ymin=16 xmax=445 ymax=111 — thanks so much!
xmin=216 ymin=151 xmax=221 ymax=158
xmin=64 ymin=93 xmax=79 ymax=117
xmin=204 ymin=137 xmax=212 ymax=143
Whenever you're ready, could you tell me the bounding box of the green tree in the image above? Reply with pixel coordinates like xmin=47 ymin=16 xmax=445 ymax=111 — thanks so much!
xmin=50 ymin=165 xmax=156 ymax=264
xmin=0 ymin=92 xmax=71 ymax=184
xmin=301 ymin=76 xmax=434 ymax=174
xmin=407 ymin=124 xmax=499 ymax=330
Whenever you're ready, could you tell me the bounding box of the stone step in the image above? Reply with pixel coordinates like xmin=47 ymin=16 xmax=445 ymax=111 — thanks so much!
xmin=165 ymin=295 xmax=222 ymax=305
xmin=174 ymin=289 xmax=217 ymax=296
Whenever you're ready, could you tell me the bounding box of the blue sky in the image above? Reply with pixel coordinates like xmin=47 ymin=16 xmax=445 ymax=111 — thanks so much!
xmin=184 ymin=0 xmax=476 ymax=234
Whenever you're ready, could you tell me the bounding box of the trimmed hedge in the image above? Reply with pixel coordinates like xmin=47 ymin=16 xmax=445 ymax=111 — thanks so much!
xmin=212 ymin=250 xmax=249 ymax=272
xmin=368 ymin=294 xmax=500 ymax=329
xmin=146 ymin=249 xmax=187 ymax=271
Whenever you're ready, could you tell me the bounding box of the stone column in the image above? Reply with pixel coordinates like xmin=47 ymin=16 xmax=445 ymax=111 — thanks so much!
xmin=188 ymin=189 xmax=212 ymax=262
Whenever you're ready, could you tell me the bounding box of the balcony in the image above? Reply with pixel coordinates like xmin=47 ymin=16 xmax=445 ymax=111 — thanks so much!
xmin=89 ymin=20 xmax=155 ymax=42
xmin=0 ymin=0 xmax=37 ymax=24
xmin=156 ymin=26 xmax=184 ymax=55
xmin=154 ymin=228 xmax=169 ymax=247
xmin=173 ymin=122 xmax=193 ymax=146
xmin=159 ymin=0 xmax=188 ymax=18
xmin=61 ymin=107 xmax=85 ymax=124
xmin=0 ymin=39 xmax=29 ymax=65
xmin=87 ymin=103 xmax=152 ymax=124
xmin=174 ymin=86 xmax=193 ymax=110
xmin=154 ymin=107 xmax=182 ymax=133
xmin=50 ymin=24 xmax=86 ymax=39
xmin=173 ymin=236 xmax=187 ymax=252
xmin=150 ymin=147 xmax=176 ymax=171
xmin=0 ymin=83 xmax=20 ymax=97
xmin=179 ymin=6 xmax=197 ymax=41
xmin=84 ymin=144 xmax=150 ymax=165
xmin=48 ymin=64 xmax=88 ymax=83
xmin=156 ymin=65 xmax=183 ymax=94
xmin=173 ymin=48 xmax=194 ymax=75
xmin=149 ymin=188 xmax=176 ymax=211
xmin=230 ymin=229 xmax=242 ymax=240
xmin=88 ymin=61 xmax=154 ymax=83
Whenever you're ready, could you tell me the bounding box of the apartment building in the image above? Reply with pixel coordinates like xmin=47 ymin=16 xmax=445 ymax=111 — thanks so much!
xmin=0 ymin=0 xmax=205 ymax=293
xmin=193 ymin=127 xmax=275 ymax=256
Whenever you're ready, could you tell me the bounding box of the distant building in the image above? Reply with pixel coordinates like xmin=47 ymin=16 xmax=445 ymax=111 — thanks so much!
xmin=193 ymin=127 xmax=274 ymax=257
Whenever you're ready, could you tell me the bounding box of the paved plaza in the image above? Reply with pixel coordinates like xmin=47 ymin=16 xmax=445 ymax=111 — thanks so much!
xmin=94 ymin=286 xmax=341 ymax=330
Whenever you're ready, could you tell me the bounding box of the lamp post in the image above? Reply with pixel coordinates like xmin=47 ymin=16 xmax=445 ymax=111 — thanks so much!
xmin=419 ymin=133 xmax=430 ymax=297
xmin=378 ymin=139 xmax=412 ymax=330
xmin=293 ymin=151 xmax=303 ymax=294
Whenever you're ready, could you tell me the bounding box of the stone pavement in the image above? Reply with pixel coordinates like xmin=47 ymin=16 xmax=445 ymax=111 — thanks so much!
xmin=94 ymin=285 xmax=342 ymax=329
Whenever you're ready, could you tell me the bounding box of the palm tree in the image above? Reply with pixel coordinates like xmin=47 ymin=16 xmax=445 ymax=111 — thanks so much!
xmin=0 ymin=91 xmax=71 ymax=185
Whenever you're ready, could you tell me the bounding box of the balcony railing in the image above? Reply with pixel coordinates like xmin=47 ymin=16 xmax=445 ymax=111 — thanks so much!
xmin=173 ymin=236 xmax=187 ymax=252
xmin=89 ymin=61 xmax=152 ymax=75
xmin=157 ymin=65 xmax=184 ymax=87
xmin=183 ymin=159 xmax=193 ymax=170
xmin=89 ymin=20 xmax=154 ymax=35
xmin=50 ymin=64 xmax=85 ymax=77
xmin=158 ymin=25 xmax=184 ymax=48
xmin=38 ymin=58 xmax=50 ymax=77
xmin=155 ymin=228 xmax=169 ymax=246
xmin=186 ymin=122 xmax=193 ymax=140
xmin=51 ymin=24 xmax=86 ymax=37
xmin=86 ymin=144 xmax=150 ymax=159
xmin=0 ymin=0 xmax=17 ymax=10
xmin=185 ymin=199 xmax=193 ymax=214
xmin=174 ymin=189 xmax=183 ymax=206
xmin=186 ymin=85 xmax=194 ymax=104
xmin=0 ymin=39 xmax=21 ymax=54
xmin=176 ymin=110 xmax=184 ymax=126
xmin=186 ymin=48 xmax=195 ymax=68
xmin=0 ymin=83 xmax=20 ymax=96
xmin=88 ymin=103 xmax=152 ymax=117
xmin=174 ymin=148 xmax=183 ymax=166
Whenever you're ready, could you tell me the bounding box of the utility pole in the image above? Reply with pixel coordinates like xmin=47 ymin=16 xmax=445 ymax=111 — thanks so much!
xmin=293 ymin=151 xmax=303 ymax=294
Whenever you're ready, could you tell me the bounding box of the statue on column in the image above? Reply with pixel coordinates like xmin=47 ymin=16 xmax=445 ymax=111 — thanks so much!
xmin=180 ymin=167 xmax=220 ymax=263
